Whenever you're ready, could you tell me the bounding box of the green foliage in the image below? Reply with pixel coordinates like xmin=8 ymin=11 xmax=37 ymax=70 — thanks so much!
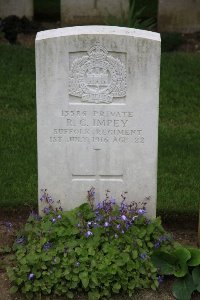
xmin=7 ymin=193 xmax=173 ymax=299
xmin=105 ymin=0 xmax=155 ymax=30
xmin=152 ymin=245 xmax=200 ymax=300
xmin=172 ymin=274 xmax=195 ymax=300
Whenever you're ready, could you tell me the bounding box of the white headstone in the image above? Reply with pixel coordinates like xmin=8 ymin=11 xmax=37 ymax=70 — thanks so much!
xmin=36 ymin=26 xmax=161 ymax=218
xmin=158 ymin=0 xmax=200 ymax=33
xmin=0 ymin=0 xmax=33 ymax=19
xmin=61 ymin=0 xmax=129 ymax=25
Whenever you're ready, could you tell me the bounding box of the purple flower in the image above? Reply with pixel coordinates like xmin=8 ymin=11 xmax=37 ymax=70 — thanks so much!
xmin=104 ymin=222 xmax=109 ymax=227
xmin=96 ymin=203 xmax=103 ymax=209
xmin=47 ymin=195 xmax=54 ymax=204
xmin=139 ymin=253 xmax=147 ymax=260
xmin=57 ymin=215 xmax=62 ymax=220
xmin=154 ymin=241 xmax=161 ymax=249
xmin=120 ymin=202 xmax=127 ymax=212
xmin=16 ymin=236 xmax=25 ymax=244
xmin=117 ymin=224 xmax=121 ymax=229
xmin=95 ymin=209 xmax=100 ymax=216
xmin=138 ymin=209 xmax=146 ymax=215
xmin=40 ymin=193 xmax=46 ymax=202
xmin=51 ymin=218 xmax=56 ymax=223
xmin=121 ymin=230 xmax=125 ymax=234
xmin=28 ymin=273 xmax=35 ymax=280
xmin=43 ymin=242 xmax=53 ymax=251
xmin=3 ymin=222 xmax=12 ymax=230
xmin=159 ymin=236 xmax=167 ymax=242
xmin=96 ymin=216 xmax=103 ymax=222
xmin=29 ymin=211 xmax=42 ymax=221
xmin=85 ymin=231 xmax=93 ymax=238
xmin=158 ymin=275 xmax=164 ymax=284
xmin=75 ymin=262 xmax=80 ymax=267
xmin=43 ymin=207 xmax=51 ymax=214
xmin=110 ymin=197 xmax=116 ymax=205
xmin=121 ymin=215 xmax=127 ymax=221
xmin=87 ymin=221 xmax=92 ymax=227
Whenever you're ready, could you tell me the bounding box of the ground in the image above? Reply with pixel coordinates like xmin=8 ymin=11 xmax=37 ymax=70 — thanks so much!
xmin=0 ymin=209 xmax=199 ymax=300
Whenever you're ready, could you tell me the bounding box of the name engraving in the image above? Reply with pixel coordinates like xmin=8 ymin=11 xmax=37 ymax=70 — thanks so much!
xmin=49 ymin=109 xmax=144 ymax=144
xmin=69 ymin=43 xmax=127 ymax=104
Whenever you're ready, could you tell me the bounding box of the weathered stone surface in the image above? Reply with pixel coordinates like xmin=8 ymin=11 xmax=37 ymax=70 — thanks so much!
xmin=0 ymin=0 xmax=33 ymax=19
xmin=61 ymin=0 xmax=129 ymax=25
xmin=36 ymin=26 xmax=161 ymax=218
xmin=158 ymin=0 xmax=200 ymax=33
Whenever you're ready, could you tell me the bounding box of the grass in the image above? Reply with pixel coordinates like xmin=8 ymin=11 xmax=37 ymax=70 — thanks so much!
xmin=0 ymin=44 xmax=199 ymax=214
xmin=158 ymin=53 xmax=200 ymax=214
xmin=0 ymin=45 xmax=37 ymax=208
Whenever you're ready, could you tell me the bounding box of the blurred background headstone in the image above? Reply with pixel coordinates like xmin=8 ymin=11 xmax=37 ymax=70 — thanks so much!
xmin=0 ymin=0 xmax=33 ymax=20
xmin=158 ymin=0 xmax=200 ymax=33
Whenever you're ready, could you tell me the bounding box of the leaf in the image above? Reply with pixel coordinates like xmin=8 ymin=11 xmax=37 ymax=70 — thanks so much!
xmin=132 ymin=250 xmax=138 ymax=259
xmin=172 ymin=274 xmax=196 ymax=300
xmin=174 ymin=248 xmax=191 ymax=264
xmin=79 ymin=271 xmax=89 ymax=288
xmin=192 ymin=266 xmax=200 ymax=291
xmin=173 ymin=248 xmax=191 ymax=277
xmin=152 ymin=251 xmax=176 ymax=275
xmin=174 ymin=263 xmax=188 ymax=278
xmin=120 ymin=253 xmax=130 ymax=263
xmin=91 ymin=275 xmax=98 ymax=286
xmin=187 ymin=248 xmax=200 ymax=267
xmin=10 ymin=286 xmax=18 ymax=294
xmin=67 ymin=291 xmax=74 ymax=299
xmin=88 ymin=247 xmax=95 ymax=256
xmin=88 ymin=291 xmax=100 ymax=300
xmin=112 ymin=282 xmax=121 ymax=293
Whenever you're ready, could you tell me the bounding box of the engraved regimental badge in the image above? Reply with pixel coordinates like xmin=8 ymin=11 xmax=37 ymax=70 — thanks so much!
xmin=69 ymin=43 xmax=127 ymax=104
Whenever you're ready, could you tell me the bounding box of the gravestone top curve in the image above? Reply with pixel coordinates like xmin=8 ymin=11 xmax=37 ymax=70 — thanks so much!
xmin=36 ymin=26 xmax=160 ymax=42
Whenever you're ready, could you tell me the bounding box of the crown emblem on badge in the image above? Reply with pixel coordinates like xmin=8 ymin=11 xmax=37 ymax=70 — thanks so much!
xmin=69 ymin=43 xmax=127 ymax=104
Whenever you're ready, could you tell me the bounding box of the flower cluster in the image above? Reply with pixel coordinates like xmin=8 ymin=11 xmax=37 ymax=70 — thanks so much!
xmin=9 ymin=188 xmax=173 ymax=299
xmin=154 ymin=235 xmax=171 ymax=249
xmin=39 ymin=189 xmax=63 ymax=217
xmin=79 ymin=189 xmax=148 ymax=238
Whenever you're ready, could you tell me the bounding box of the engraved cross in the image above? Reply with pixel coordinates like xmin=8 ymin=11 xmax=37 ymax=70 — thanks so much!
xmin=72 ymin=148 xmax=123 ymax=199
